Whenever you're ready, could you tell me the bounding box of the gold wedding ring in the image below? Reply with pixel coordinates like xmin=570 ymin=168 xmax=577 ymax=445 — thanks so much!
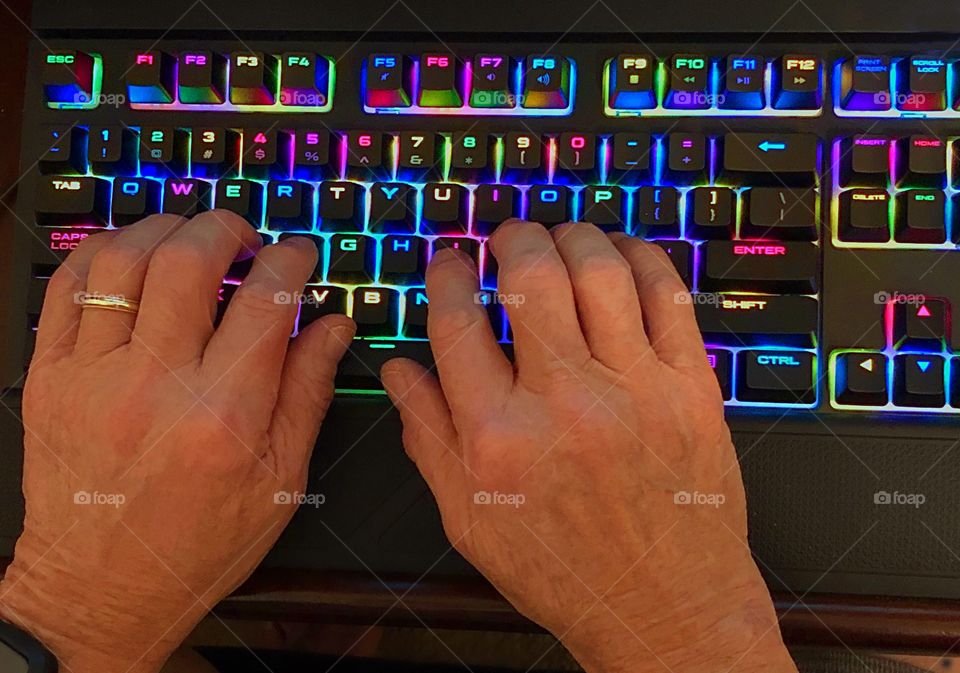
xmin=78 ymin=292 xmax=141 ymax=315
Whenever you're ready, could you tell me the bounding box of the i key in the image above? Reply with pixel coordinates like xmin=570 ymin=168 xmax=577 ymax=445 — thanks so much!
xmin=473 ymin=184 xmax=519 ymax=236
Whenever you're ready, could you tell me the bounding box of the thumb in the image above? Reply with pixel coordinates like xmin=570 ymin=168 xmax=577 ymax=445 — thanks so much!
xmin=270 ymin=314 xmax=355 ymax=477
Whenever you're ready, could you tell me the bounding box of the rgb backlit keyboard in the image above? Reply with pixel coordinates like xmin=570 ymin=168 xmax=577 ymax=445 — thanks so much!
xmin=17 ymin=41 xmax=960 ymax=416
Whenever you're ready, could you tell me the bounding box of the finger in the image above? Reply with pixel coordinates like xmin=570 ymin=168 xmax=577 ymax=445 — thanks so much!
xmin=381 ymin=358 xmax=467 ymax=501
xmin=75 ymin=214 xmax=184 ymax=356
xmin=489 ymin=219 xmax=590 ymax=386
xmin=610 ymin=234 xmax=708 ymax=369
xmin=33 ymin=230 xmax=119 ymax=365
xmin=201 ymin=237 xmax=318 ymax=421
xmin=550 ymin=222 xmax=649 ymax=369
xmin=270 ymin=314 xmax=355 ymax=478
xmin=134 ymin=209 xmax=262 ymax=365
xmin=425 ymin=248 xmax=512 ymax=425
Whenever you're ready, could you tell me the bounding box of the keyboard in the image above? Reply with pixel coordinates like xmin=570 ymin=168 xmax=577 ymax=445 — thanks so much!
xmin=8 ymin=0 xmax=960 ymax=602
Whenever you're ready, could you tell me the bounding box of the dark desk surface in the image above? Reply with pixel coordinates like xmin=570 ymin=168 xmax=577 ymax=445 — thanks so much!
xmin=4 ymin=0 xmax=960 ymax=658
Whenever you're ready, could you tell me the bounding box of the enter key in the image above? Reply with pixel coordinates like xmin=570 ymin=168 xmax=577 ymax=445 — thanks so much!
xmin=698 ymin=240 xmax=819 ymax=294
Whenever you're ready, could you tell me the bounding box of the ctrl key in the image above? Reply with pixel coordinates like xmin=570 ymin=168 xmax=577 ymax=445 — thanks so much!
xmin=738 ymin=350 xmax=815 ymax=404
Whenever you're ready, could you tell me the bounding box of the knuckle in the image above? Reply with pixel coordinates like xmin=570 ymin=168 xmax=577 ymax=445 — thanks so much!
xmin=574 ymin=252 xmax=632 ymax=287
xmin=91 ymin=241 xmax=148 ymax=273
xmin=229 ymin=280 xmax=291 ymax=316
xmin=151 ymin=238 xmax=209 ymax=271
xmin=194 ymin=208 xmax=256 ymax=238
xmin=500 ymin=250 xmax=566 ymax=289
xmin=428 ymin=306 xmax=487 ymax=344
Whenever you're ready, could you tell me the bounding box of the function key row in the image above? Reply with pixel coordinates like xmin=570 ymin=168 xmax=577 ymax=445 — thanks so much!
xmin=363 ymin=53 xmax=574 ymax=115
xmin=605 ymin=53 xmax=823 ymax=117
xmin=835 ymin=56 xmax=959 ymax=117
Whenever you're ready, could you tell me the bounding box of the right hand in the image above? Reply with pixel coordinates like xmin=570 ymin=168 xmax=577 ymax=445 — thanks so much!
xmin=381 ymin=220 xmax=796 ymax=673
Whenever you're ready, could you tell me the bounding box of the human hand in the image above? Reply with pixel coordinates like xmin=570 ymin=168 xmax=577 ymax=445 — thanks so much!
xmin=0 ymin=212 xmax=355 ymax=673
xmin=381 ymin=220 xmax=796 ymax=673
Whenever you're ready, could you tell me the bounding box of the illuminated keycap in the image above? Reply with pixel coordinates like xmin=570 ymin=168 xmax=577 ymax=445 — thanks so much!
xmin=126 ymin=50 xmax=175 ymax=104
xmin=521 ymin=55 xmax=571 ymax=109
xmin=229 ymin=51 xmax=278 ymax=105
xmin=417 ymin=53 xmax=463 ymax=107
xmin=42 ymin=50 xmax=95 ymax=106
xmin=280 ymin=52 xmax=331 ymax=107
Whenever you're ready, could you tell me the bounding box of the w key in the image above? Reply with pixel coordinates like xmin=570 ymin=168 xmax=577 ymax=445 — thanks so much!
xmin=699 ymin=241 xmax=818 ymax=293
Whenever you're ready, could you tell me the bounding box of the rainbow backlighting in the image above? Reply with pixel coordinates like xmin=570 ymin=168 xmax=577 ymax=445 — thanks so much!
xmin=833 ymin=58 xmax=959 ymax=119
xmin=46 ymin=54 xmax=103 ymax=110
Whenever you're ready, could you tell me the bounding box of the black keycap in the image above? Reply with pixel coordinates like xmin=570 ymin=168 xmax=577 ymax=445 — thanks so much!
xmin=720 ymin=55 xmax=765 ymax=110
xmin=266 ymin=181 xmax=314 ymax=231
xmin=42 ymin=50 xmax=94 ymax=105
xmin=42 ymin=227 xmax=104 ymax=261
xmin=352 ymin=287 xmax=401 ymax=336
xmin=327 ymin=234 xmax=376 ymax=283
xmin=298 ymin=286 xmax=349 ymax=327
xmin=88 ymin=126 xmax=137 ymax=176
xmin=449 ymin=132 xmax=492 ymax=181
xmin=636 ymin=186 xmax=679 ymax=237
xmin=894 ymin=298 xmax=948 ymax=350
xmin=838 ymin=189 xmax=890 ymax=242
xmin=607 ymin=53 xmax=656 ymax=109
xmin=36 ymin=176 xmax=110 ymax=226
xmin=527 ymin=185 xmax=571 ymax=226
xmin=336 ymin=340 xmax=435 ymax=390
xmin=666 ymin=133 xmax=708 ymax=185
xmin=343 ymin=131 xmax=390 ymax=181
xmin=687 ymin=187 xmax=735 ymax=239
xmin=895 ymin=190 xmax=946 ymax=243
xmin=839 ymin=136 xmax=891 ymax=188
xmin=952 ymin=358 xmax=960 ymax=408
xmin=898 ymin=56 xmax=947 ymax=112
xmin=738 ymin=350 xmax=815 ymax=404
xmin=422 ymin=183 xmax=469 ymax=234
xmin=418 ymin=53 xmax=462 ymax=107
xmin=652 ymin=240 xmax=692 ymax=287
xmin=433 ymin=237 xmax=480 ymax=267
xmin=139 ymin=127 xmax=188 ymax=176
xmin=773 ymin=54 xmax=821 ymax=109
xmin=705 ymin=348 xmax=733 ymax=400
xmin=839 ymin=56 xmax=891 ymax=111
xmin=293 ymin=129 xmax=334 ymax=180
xmin=279 ymin=52 xmax=331 ymax=107
xmin=397 ymin=132 xmax=442 ymax=181
xmin=364 ymin=54 xmax=412 ymax=108
xmin=665 ymin=53 xmax=710 ymax=109
xmin=742 ymin=188 xmax=818 ymax=240
xmin=381 ymin=236 xmax=429 ymax=284
xmin=471 ymin=54 xmax=512 ymax=108
xmin=522 ymin=55 xmax=571 ymax=109
xmin=581 ymin=186 xmax=627 ymax=232
xmin=694 ymin=294 xmax=818 ymax=347
xmin=369 ymin=182 xmax=417 ymax=233
xmin=229 ymin=51 xmax=277 ymax=105
xmin=112 ymin=177 xmax=161 ymax=226
xmin=699 ymin=241 xmax=818 ymax=293
xmin=178 ymin=51 xmax=226 ymax=104
xmin=40 ymin=125 xmax=87 ymax=174
xmin=835 ymin=352 xmax=888 ymax=406
xmin=191 ymin=127 xmax=239 ymax=178
xmin=609 ymin=133 xmax=652 ymax=185
xmin=215 ymin=179 xmax=264 ymax=226
xmin=162 ymin=178 xmax=211 ymax=216
xmin=243 ymin=129 xmax=291 ymax=180
xmin=555 ymin=133 xmax=598 ymax=182
xmin=125 ymin=50 xmax=175 ymax=104
xmin=318 ymin=181 xmax=366 ymax=233
xmin=896 ymin=136 xmax=947 ymax=188
xmin=894 ymin=354 xmax=945 ymax=407
xmin=502 ymin=132 xmax=541 ymax=181
xmin=722 ymin=133 xmax=819 ymax=186
xmin=473 ymin=184 xmax=519 ymax=236
xmin=403 ymin=288 xmax=430 ymax=338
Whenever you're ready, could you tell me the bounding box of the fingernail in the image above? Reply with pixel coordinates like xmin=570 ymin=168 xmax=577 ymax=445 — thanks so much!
xmin=380 ymin=360 xmax=411 ymax=403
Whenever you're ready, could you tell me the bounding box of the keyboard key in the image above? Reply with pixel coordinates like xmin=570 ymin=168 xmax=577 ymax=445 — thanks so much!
xmin=191 ymin=127 xmax=240 ymax=178
xmin=215 ymin=179 xmax=264 ymax=226
xmin=471 ymin=54 xmax=512 ymax=108
xmin=40 ymin=125 xmax=87 ymax=174
xmin=403 ymin=288 xmax=430 ymax=338
xmin=952 ymin=358 xmax=960 ymax=408
xmin=555 ymin=133 xmax=598 ymax=182
xmin=418 ymin=53 xmax=463 ymax=107
xmin=665 ymin=53 xmax=710 ymax=109
xmin=318 ymin=182 xmax=365 ymax=233
xmin=839 ymin=136 xmax=891 ymax=188
xmin=527 ymin=185 xmax=571 ymax=226
xmin=343 ymin=131 xmax=390 ymax=181
xmin=742 ymin=187 xmax=818 ymax=240
xmin=894 ymin=355 xmax=945 ymax=407
xmin=397 ymin=131 xmax=442 ymax=181
xmin=162 ymin=179 xmax=211 ymax=216
xmin=773 ymin=54 xmax=822 ymax=109
xmin=839 ymin=56 xmax=891 ymax=111
xmin=897 ymin=57 xmax=947 ymax=112
xmin=835 ymin=352 xmax=888 ymax=406
xmin=328 ymin=234 xmax=376 ymax=283
xmin=665 ymin=133 xmax=708 ymax=185
xmin=894 ymin=298 xmax=948 ymax=350
xmin=705 ymin=348 xmax=732 ymax=400
xmin=365 ymin=54 xmax=412 ymax=108
xmin=607 ymin=53 xmax=656 ymax=110
xmin=229 ymin=51 xmax=277 ymax=105
xmin=42 ymin=50 xmax=95 ymax=105
xmin=895 ymin=190 xmax=946 ymax=243
xmin=738 ymin=350 xmax=815 ymax=404
xmin=126 ymin=50 xmax=175 ymax=104
xmin=353 ymin=287 xmax=400 ymax=336
xmin=178 ymin=51 xmax=226 ymax=104
xmin=449 ymin=132 xmax=492 ymax=181
xmin=381 ymin=236 xmax=429 ymax=284
xmin=720 ymin=55 xmax=765 ymax=110
xmin=88 ymin=126 xmax=137 ymax=176
xmin=278 ymin=233 xmax=324 ymax=281
xmin=293 ymin=129 xmax=334 ymax=180
xmin=280 ymin=53 xmax=331 ymax=107
xmin=502 ymin=132 xmax=541 ymax=181
xmin=838 ymin=189 xmax=891 ymax=242
xmin=433 ymin=237 xmax=480 ymax=267
xmin=636 ymin=186 xmax=680 ymax=238
xmin=112 ymin=178 xmax=161 ymax=226
xmin=139 ymin=127 xmax=188 ymax=176
xmin=369 ymin=183 xmax=417 ymax=233
xmin=581 ymin=186 xmax=628 ymax=232
xmin=43 ymin=227 xmax=103 ymax=260
xmin=694 ymin=295 xmax=818 ymax=347
xmin=522 ymin=55 xmax=571 ymax=109
xmin=36 ymin=176 xmax=110 ymax=226
xmin=687 ymin=187 xmax=735 ymax=239
xmin=298 ymin=286 xmax=348 ymax=327
xmin=609 ymin=133 xmax=652 ymax=185
xmin=421 ymin=183 xmax=469 ymax=234
xmin=242 ymin=129 xmax=291 ymax=179
xmin=266 ymin=181 xmax=314 ymax=231
xmin=895 ymin=136 xmax=947 ymax=188
xmin=651 ymin=240 xmax=693 ymax=287
xmin=473 ymin=184 xmax=519 ymax=236
xmin=699 ymin=241 xmax=818 ymax=293
xmin=722 ymin=133 xmax=819 ymax=186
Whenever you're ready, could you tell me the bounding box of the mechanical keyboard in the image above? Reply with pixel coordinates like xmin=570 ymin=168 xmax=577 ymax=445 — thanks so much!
xmin=6 ymin=0 xmax=960 ymax=602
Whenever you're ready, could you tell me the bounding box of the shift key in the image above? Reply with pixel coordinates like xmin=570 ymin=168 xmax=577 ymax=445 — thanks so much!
xmin=694 ymin=294 xmax=818 ymax=347
xmin=699 ymin=240 xmax=818 ymax=293
xmin=722 ymin=133 xmax=819 ymax=185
